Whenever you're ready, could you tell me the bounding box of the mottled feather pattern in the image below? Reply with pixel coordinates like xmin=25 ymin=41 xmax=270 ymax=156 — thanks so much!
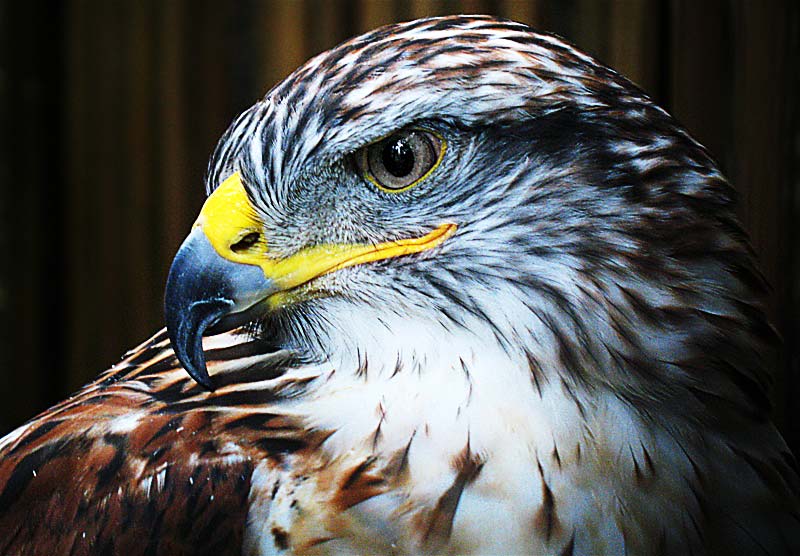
xmin=2 ymin=14 xmax=800 ymax=555
xmin=0 ymin=331 xmax=305 ymax=555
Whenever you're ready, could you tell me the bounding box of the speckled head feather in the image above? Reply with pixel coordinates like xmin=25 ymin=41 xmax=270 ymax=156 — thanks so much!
xmin=210 ymin=16 xmax=652 ymax=193
xmin=208 ymin=15 xmax=773 ymax=422
xmin=1 ymin=15 xmax=798 ymax=556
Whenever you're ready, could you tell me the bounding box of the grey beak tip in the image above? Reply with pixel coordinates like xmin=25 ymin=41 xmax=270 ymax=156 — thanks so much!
xmin=164 ymin=229 xmax=235 ymax=390
xmin=164 ymin=228 xmax=274 ymax=389
xmin=179 ymin=352 xmax=214 ymax=390
xmin=166 ymin=296 xmax=232 ymax=391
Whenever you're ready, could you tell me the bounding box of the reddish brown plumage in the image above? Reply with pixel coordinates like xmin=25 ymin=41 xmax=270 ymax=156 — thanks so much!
xmin=0 ymin=331 xmax=309 ymax=555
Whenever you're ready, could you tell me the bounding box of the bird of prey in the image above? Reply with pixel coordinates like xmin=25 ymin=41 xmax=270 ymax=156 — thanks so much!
xmin=1 ymin=14 xmax=798 ymax=556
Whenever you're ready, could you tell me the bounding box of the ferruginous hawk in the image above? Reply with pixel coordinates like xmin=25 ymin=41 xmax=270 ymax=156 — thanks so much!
xmin=1 ymin=15 xmax=798 ymax=556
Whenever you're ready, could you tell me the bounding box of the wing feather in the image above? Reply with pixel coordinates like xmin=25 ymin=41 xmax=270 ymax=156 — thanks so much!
xmin=0 ymin=330 xmax=312 ymax=556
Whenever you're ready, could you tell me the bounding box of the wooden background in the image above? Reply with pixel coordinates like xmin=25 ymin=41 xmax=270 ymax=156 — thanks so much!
xmin=1 ymin=1 xmax=798 ymax=455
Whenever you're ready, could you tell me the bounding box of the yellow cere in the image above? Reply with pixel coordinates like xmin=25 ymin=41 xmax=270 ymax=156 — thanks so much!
xmin=194 ymin=172 xmax=267 ymax=261
xmin=197 ymin=171 xmax=457 ymax=293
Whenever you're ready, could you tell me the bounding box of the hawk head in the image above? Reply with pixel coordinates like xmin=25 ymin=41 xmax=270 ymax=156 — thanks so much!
xmin=165 ymin=15 xmax=774 ymax=435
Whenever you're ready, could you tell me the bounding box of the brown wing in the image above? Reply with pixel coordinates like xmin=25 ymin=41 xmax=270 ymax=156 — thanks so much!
xmin=0 ymin=330 xmax=318 ymax=556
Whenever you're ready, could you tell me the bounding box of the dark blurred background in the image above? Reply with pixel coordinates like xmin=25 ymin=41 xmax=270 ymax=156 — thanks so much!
xmin=1 ymin=0 xmax=798 ymax=452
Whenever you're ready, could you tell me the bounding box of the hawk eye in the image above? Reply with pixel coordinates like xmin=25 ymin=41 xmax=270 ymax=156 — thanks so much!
xmin=358 ymin=129 xmax=444 ymax=192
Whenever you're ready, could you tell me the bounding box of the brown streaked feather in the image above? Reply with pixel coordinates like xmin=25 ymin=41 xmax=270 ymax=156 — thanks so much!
xmin=331 ymin=456 xmax=387 ymax=511
xmin=533 ymin=459 xmax=561 ymax=543
xmin=0 ymin=329 xmax=316 ymax=556
xmin=420 ymin=441 xmax=484 ymax=553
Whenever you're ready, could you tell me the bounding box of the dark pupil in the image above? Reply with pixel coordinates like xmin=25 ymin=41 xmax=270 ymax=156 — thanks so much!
xmin=381 ymin=136 xmax=415 ymax=177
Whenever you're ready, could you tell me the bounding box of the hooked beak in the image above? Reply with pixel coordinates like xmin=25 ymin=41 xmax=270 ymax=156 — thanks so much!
xmin=164 ymin=227 xmax=273 ymax=388
xmin=165 ymin=172 xmax=456 ymax=389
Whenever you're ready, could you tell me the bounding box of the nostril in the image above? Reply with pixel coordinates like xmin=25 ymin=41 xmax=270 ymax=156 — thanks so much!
xmin=230 ymin=232 xmax=261 ymax=254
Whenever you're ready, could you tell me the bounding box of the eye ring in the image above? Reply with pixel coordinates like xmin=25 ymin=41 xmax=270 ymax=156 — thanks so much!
xmin=357 ymin=129 xmax=446 ymax=193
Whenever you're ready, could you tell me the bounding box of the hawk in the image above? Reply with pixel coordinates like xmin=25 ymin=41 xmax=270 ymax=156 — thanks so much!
xmin=1 ymin=15 xmax=798 ymax=556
